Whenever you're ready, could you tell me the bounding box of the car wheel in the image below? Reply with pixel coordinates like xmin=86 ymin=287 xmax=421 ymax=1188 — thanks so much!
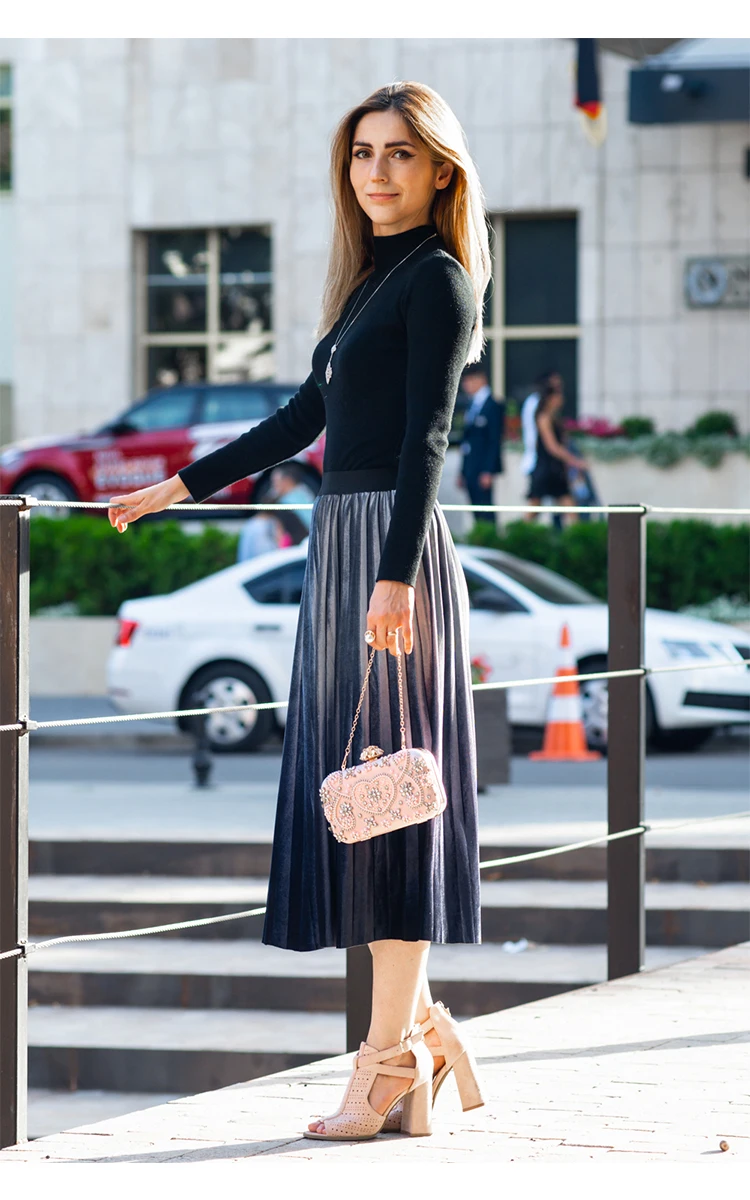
xmin=579 ymin=657 xmax=609 ymax=752
xmin=181 ymin=662 xmax=274 ymax=753
xmin=18 ymin=472 xmax=78 ymax=519
xmin=652 ymin=726 xmax=715 ymax=753
xmin=578 ymin=655 xmax=657 ymax=752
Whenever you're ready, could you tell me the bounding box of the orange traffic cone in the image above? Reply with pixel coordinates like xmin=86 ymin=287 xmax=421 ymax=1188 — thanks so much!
xmin=530 ymin=623 xmax=602 ymax=761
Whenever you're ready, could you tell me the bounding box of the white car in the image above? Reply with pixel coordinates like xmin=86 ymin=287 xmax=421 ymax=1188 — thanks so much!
xmin=106 ymin=542 xmax=750 ymax=754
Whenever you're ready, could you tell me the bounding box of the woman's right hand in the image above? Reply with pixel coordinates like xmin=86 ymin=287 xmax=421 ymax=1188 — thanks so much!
xmin=108 ymin=475 xmax=190 ymax=533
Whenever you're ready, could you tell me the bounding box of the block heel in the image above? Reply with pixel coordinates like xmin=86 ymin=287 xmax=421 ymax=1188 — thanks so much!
xmin=450 ymin=1048 xmax=484 ymax=1112
xmin=400 ymin=1076 xmax=433 ymax=1136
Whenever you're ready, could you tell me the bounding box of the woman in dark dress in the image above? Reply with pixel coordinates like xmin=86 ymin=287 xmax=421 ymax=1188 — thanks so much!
xmin=527 ymin=382 xmax=588 ymax=525
xmin=108 ymin=81 xmax=491 ymax=1142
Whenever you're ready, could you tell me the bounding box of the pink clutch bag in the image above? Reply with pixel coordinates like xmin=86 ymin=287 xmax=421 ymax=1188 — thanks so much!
xmin=320 ymin=630 xmax=447 ymax=844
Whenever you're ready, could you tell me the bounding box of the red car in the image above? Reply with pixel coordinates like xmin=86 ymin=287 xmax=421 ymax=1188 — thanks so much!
xmin=0 ymin=382 xmax=326 ymax=515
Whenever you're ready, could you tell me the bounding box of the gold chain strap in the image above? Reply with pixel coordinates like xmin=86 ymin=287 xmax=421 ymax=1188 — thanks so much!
xmin=339 ymin=631 xmax=407 ymax=772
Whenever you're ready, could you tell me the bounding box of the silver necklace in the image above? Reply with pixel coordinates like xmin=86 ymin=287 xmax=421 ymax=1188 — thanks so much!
xmin=325 ymin=232 xmax=437 ymax=384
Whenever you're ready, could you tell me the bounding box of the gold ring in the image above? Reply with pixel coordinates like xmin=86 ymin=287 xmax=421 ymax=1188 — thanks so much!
xmin=364 ymin=629 xmax=376 ymax=644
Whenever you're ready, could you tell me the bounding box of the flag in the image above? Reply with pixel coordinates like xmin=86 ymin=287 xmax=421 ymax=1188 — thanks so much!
xmin=575 ymin=38 xmax=607 ymax=145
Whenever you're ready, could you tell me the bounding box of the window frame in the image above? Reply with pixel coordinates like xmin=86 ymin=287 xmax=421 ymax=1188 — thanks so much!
xmin=134 ymin=226 xmax=274 ymax=394
xmin=485 ymin=212 xmax=580 ymax=401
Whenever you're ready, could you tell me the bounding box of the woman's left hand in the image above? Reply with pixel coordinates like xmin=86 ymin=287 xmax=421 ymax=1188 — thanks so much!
xmin=367 ymin=580 xmax=415 ymax=656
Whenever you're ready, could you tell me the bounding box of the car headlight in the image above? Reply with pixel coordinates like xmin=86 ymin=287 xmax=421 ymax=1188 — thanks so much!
xmin=0 ymin=447 xmax=24 ymax=467
xmin=662 ymin=639 xmax=739 ymax=663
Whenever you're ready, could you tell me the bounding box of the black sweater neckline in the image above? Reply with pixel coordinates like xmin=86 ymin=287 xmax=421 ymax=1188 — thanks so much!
xmin=371 ymin=223 xmax=439 ymax=273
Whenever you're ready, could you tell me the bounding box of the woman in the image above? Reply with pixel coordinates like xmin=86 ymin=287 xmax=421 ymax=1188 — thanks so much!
xmin=526 ymin=382 xmax=587 ymax=525
xmin=108 ymin=81 xmax=491 ymax=1141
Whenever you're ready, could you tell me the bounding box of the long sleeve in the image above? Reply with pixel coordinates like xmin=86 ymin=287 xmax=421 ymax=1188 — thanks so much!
xmin=375 ymin=254 xmax=476 ymax=588
xmin=177 ymin=371 xmax=326 ymax=503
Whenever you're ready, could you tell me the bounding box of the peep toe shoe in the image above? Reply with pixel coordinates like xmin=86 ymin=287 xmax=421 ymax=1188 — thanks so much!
xmin=304 ymin=1026 xmax=434 ymax=1141
xmin=382 ymin=1001 xmax=485 ymax=1132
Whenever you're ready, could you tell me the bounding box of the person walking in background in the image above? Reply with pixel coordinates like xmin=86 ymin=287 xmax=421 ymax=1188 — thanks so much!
xmin=456 ymin=362 xmax=504 ymax=527
xmin=526 ymin=381 xmax=587 ymax=526
xmin=520 ymin=369 xmax=562 ymax=490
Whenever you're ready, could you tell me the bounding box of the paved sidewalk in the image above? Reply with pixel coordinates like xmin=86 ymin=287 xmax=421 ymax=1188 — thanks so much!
xmin=3 ymin=942 xmax=748 ymax=1162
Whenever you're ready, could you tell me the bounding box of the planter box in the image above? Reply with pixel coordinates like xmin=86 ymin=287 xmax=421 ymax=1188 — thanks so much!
xmin=30 ymin=617 xmax=117 ymax=697
xmin=440 ymin=447 xmax=749 ymax=530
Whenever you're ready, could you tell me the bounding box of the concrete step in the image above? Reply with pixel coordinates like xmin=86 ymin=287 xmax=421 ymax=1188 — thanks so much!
xmin=28 ymin=875 xmax=750 ymax=947
xmin=27 ymin=1089 xmax=184 ymax=1142
xmin=28 ymin=1007 xmax=343 ymax=1094
xmin=28 ymin=938 xmax=710 ymax=1014
xmin=29 ymin=833 xmax=750 ymax=882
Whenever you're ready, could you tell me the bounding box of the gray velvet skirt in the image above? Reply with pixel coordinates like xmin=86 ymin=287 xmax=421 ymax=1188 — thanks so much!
xmin=261 ymin=466 xmax=481 ymax=952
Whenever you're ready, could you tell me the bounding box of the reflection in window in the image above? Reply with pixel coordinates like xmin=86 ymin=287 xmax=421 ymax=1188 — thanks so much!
xmin=0 ymin=65 xmax=12 ymax=192
xmin=148 ymin=346 xmax=207 ymax=390
xmin=220 ymin=227 xmax=272 ymax=332
xmin=137 ymin=227 xmax=275 ymax=392
xmin=147 ymin=231 xmax=208 ymax=334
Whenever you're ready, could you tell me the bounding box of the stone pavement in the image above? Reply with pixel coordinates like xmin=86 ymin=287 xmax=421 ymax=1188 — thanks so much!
xmin=3 ymin=942 xmax=748 ymax=1163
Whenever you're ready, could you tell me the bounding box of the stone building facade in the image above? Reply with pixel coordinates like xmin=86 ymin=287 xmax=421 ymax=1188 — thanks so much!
xmin=0 ymin=37 xmax=747 ymax=445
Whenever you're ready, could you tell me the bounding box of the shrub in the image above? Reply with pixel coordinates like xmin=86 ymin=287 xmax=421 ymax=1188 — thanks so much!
xmin=686 ymin=411 xmax=739 ymax=439
xmin=620 ymin=416 xmax=655 ymax=439
xmin=643 ymin=434 xmax=688 ymax=469
xmin=30 ymin=516 xmax=239 ymax=616
xmin=464 ymin=519 xmax=749 ymax=611
xmin=27 ymin=513 xmax=750 ymax=618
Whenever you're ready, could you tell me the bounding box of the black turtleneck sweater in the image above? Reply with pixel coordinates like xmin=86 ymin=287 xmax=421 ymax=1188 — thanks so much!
xmin=177 ymin=223 xmax=477 ymax=588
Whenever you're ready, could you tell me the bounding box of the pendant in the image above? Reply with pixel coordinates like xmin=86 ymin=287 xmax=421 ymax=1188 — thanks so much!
xmin=325 ymin=343 xmax=337 ymax=385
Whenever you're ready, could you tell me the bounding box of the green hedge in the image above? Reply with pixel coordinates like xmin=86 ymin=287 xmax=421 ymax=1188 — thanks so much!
xmin=30 ymin=517 xmax=239 ymax=616
xmin=463 ymin=519 xmax=750 ymax=613
xmin=28 ymin=514 xmax=749 ymax=617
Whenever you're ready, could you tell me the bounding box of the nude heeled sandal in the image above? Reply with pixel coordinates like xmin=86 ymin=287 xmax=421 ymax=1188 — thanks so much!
xmin=382 ymin=1001 xmax=485 ymax=1132
xmin=304 ymin=1026 xmax=434 ymax=1141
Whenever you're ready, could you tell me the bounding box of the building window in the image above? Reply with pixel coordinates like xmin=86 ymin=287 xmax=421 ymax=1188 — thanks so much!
xmin=0 ymin=65 xmax=12 ymax=193
xmin=135 ymin=226 xmax=273 ymax=392
xmin=483 ymin=214 xmax=579 ymax=416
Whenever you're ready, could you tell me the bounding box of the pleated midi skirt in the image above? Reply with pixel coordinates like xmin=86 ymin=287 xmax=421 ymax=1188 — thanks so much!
xmin=261 ymin=466 xmax=481 ymax=952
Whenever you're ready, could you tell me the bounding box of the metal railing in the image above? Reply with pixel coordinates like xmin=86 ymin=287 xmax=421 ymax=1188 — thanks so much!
xmin=1 ymin=491 xmax=748 ymax=1148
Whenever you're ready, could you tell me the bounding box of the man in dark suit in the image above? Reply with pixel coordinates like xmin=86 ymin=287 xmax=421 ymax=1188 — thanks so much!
xmin=456 ymin=363 xmax=505 ymax=527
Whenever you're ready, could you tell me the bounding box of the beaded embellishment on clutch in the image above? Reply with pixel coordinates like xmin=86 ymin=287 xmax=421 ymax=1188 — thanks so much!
xmin=320 ymin=631 xmax=447 ymax=844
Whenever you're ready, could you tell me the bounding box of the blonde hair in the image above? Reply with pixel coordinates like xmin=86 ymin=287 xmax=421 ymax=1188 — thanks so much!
xmin=317 ymin=81 xmax=491 ymax=363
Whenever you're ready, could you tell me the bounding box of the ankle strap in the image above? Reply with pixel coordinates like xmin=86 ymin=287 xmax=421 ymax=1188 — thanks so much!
xmin=356 ymin=1026 xmax=424 ymax=1066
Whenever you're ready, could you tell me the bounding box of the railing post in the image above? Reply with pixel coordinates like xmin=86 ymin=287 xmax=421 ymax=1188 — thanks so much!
xmin=607 ymin=507 xmax=646 ymax=980
xmin=0 ymin=499 xmax=31 ymax=1148
xmin=346 ymin=946 xmax=372 ymax=1051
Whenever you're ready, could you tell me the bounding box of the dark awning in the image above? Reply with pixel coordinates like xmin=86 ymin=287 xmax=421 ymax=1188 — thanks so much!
xmin=628 ymin=39 xmax=750 ymax=124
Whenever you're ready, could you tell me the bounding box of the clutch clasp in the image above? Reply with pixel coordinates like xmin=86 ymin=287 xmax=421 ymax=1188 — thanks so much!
xmin=360 ymin=744 xmax=384 ymax=762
